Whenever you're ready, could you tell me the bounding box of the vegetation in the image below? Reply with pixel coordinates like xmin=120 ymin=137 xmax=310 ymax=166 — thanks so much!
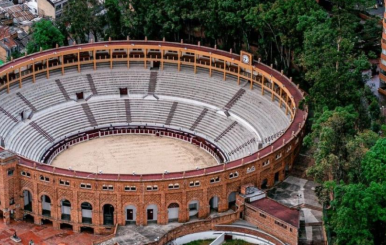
xmin=52 ymin=0 xmax=385 ymax=244
xmin=27 ymin=19 xmax=64 ymax=54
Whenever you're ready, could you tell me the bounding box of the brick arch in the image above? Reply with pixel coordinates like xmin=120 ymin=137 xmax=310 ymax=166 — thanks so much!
xmin=144 ymin=203 xmax=161 ymax=211
xmin=21 ymin=186 xmax=33 ymax=196
xmin=38 ymin=192 xmax=54 ymax=202
xmin=122 ymin=202 xmax=138 ymax=210
xmin=100 ymin=202 xmax=117 ymax=212
xmin=79 ymin=199 xmax=95 ymax=209
xmin=166 ymin=200 xmax=182 ymax=209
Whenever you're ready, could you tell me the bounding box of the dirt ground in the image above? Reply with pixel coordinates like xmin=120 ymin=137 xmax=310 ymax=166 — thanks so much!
xmin=51 ymin=134 xmax=218 ymax=174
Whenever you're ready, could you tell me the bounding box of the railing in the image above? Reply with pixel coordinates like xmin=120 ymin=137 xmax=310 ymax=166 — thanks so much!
xmin=0 ymin=40 xmax=308 ymax=181
xmin=42 ymin=126 xmax=224 ymax=165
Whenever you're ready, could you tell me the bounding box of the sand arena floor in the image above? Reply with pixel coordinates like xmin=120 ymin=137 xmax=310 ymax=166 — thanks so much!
xmin=51 ymin=134 xmax=218 ymax=174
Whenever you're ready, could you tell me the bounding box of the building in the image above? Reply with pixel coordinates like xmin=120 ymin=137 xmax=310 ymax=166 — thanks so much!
xmin=37 ymin=0 xmax=67 ymax=19
xmin=0 ymin=40 xmax=307 ymax=244
xmin=0 ymin=25 xmax=30 ymax=61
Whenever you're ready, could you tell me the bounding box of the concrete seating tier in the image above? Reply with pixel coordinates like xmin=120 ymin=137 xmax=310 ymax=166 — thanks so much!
xmin=0 ymin=66 xmax=290 ymax=163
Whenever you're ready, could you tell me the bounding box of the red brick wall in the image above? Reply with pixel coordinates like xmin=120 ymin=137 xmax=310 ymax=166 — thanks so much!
xmin=245 ymin=204 xmax=298 ymax=245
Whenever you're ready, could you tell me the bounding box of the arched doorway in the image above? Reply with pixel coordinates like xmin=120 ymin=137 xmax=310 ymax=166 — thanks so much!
xmin=209 ymin=196 xmax=219 ymax=212
xmin=167 ymin=203 xmax=179 ymax=222
xmin=228 ymin=192 xmax=237 ymax=210
xmin=146 ymin=204 xmax=158 ymax=223
xmin=23 ymin=190 xmax=32 ymax=212
xmin=261 ymin=179 xmax=268 ymax=189
xmin=60 ymin=199 xmax=71 ymax=221
xmin=188 ymin=200 xmax=199 ymax=219
xmin=103 ymin=204 xmax=114 ymax=225
xmin=124 ymin=205 xmax=136 ymax=225
xmin=81 ymin=202 xmax=92 ymax=224
xmin=41 ymin=195 xmax=51 ymax=217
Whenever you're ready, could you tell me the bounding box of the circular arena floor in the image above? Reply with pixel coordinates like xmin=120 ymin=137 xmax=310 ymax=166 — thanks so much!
xmin=51 ymin=135 xmax=218 ymax=174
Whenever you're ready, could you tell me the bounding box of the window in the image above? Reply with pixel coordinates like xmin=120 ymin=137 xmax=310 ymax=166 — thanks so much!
xmin=147 ymin=185 xmax=158 ymax=191
xmin=62 ymin=200 xmax=71 ymax=207
xmin=20 ymin=171 xmax=31 ymax=177
xmin=80 ymin=183 xmax=92 ymax=189
xmin=189 ymin=203 xmax=198 ymax=211
xmin=275 ymin=153 xmax=282 ymax=160
xmin=247 ymin=166 xmax=255 ymax=173
xmin=275 ymin=220 xmax=287 ymax=229
xmin=40 ymin=175 xmax=49 ymax=182
xmin=7 ymin=169 xmax=14 ymax=176
xmin=168 ymin=183 xmax=180 ymax=189
xmin=102 ymin=185 xmax=114 ymax=191
xmin=59 ymin=179 xmax=70 ymax=186
xmin=262 ymin=159 xmax=270 ymax=167
xmin=229 ymin=172 xmax=239 ymax=179
xmin=189 ymin=181 xmax=200 ymax=187
xmin=124 ymin=186 xmax=136 ymax=191
xmin=259 ymin=213 xmax=266 ymax=218
xmin=210 ymin=176 xmax=220 ymax=183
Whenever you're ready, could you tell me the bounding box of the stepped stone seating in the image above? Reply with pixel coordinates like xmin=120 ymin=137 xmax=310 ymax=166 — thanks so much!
xmin=91 ymin=71 xmax=151 ymax=95
xmin=0 ymin=66 xmax=290 ymax=162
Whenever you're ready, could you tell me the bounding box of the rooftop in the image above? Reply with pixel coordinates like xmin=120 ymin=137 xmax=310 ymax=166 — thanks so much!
xmin=248 ymin=197 xmax=300 ymax=227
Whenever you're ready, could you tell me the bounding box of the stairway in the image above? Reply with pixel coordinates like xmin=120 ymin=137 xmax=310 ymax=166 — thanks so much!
xmin=148 ymin=72 xmax=158 ymax=94
xmin=81 ymin=104 xmax=98 ymax=127
xmin=224 ymin=88 xmax=245 ymax=110
xmin=29 ymin=122 xmax=54 ymax=142
xmin=55 ymin=79 xmax=70 ymax=101
xmin=86 ymin=74 xmax=98 ymax=95
xmin=165 ymin=102 xmax=178 ymax=125
xmin=215 ymin=121 xmax=237 ymax=142
xmin=17 ymin=92 xmax=37 ymax=112
xmin=124 ymin=99 xmax=132 ymax=123
xmin=0 ymin=106 xmax=18 ymax=122
xmin=190 ymin=108 xmax=208 ymax=131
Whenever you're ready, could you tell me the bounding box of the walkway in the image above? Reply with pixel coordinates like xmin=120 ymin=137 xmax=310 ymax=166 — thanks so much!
xmin=0 ymin=220 xmax=103 ymax=245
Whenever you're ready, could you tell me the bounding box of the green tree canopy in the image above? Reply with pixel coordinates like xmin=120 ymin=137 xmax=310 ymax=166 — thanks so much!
xmin=27 ymin=19 xmax=64 ymax=54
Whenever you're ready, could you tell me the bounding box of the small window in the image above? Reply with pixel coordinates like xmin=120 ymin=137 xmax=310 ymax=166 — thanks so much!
xmin=146 ymin=186 xmax=152 ymax=191
xmin=189 ymin=181 xmax=194 ymax=187
xmin=124 ymin=186 xmax=137 ymax=191
xmin=102 ymin=185 xmax=114 ymax=191
xmin=168 ymin=184 xmax=174 ymax=189
xmin=275 ymin=153 xmax=282 ymax=160
xmin=194 ymin=181 xmax=200 ymax=186
xmin=153 ymin=185 xmax=158 ymax=190
xmin=7 ymin=169 xmax=14 ymax=176
xmin=80 ymin=183 xmax=92 ymax=189
xmin=260 ymin=213 xmax=266 ymax=218
xmin=247 ymin=166 xmax=255 ymax=173
xmin=262 ymin=159 xmax=270 ymax=167
xmin=26 ymin=172 xmax=31 ymax=177
xmin=59 ymin=179 xmax=70 ymax=186
xmin=189 ymin=203 xmax=198 ymax=211
xmin=210 ymin=177 xmax=220 ymax=183
xmin=174 ymin=184 xmax=179 ymax=189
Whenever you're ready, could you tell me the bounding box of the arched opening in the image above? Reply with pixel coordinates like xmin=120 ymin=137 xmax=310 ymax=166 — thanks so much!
xmin=228 ymin=192 xmax=237 ymax=210
xmin=188 ymin=200 xmax=199 ymax=219
xmin=167 ymin=203 xmax=179 ymax=223
xmin=124 ymin=205 xmax=136 ymax=225
xmin=146 ymin=204 xmax=158 ymax=223
xmin=60 ymin=223 xmax=73 ymax=230
xmin=261 ymin=179 xmax=268 ymax=189
xmin=209 ymin=196 xmax=219 ymax=212
xmin=0 ymin=210 xmax=3 ymax=219
xmin=23 ymin=190 xmax=32 ymax=212
xmin=81 ymin=202 xmax=92 ymax=224
xmin=80 ymin=226 xmax=94 ymax=234
xmin=41 ymin=195 xmax=51 ymax=217
xmin=41 ymin=218 xmax=53 ymax=226
xmin=103 ymin=204 xmax=114 ymax=226
xmin=23 ymin=214 xmax=34 ymax=223
xmin=274 ymin=171 xmax=280 ymax=183
xmin=285 ymin=163 xmax=290 ymax=176
xmin=60 ymin=199 xmax=71 ymax=221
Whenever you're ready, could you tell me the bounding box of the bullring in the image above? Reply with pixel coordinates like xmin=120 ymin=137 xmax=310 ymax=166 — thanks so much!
xmin=0 ymin=40 xmax=306 ymax=243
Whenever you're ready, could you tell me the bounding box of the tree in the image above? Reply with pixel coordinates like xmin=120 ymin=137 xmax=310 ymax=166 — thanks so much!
xmin=27 ymin=19 xmax=64 ymax=54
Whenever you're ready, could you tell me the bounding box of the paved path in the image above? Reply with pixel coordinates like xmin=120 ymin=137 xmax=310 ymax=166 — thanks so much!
xmin=0 ymin=220 xmax=103 ymax=245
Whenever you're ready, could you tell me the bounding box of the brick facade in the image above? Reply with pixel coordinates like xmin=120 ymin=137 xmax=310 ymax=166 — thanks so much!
xmin=0 ymin=41 xmax=306 ymax=242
